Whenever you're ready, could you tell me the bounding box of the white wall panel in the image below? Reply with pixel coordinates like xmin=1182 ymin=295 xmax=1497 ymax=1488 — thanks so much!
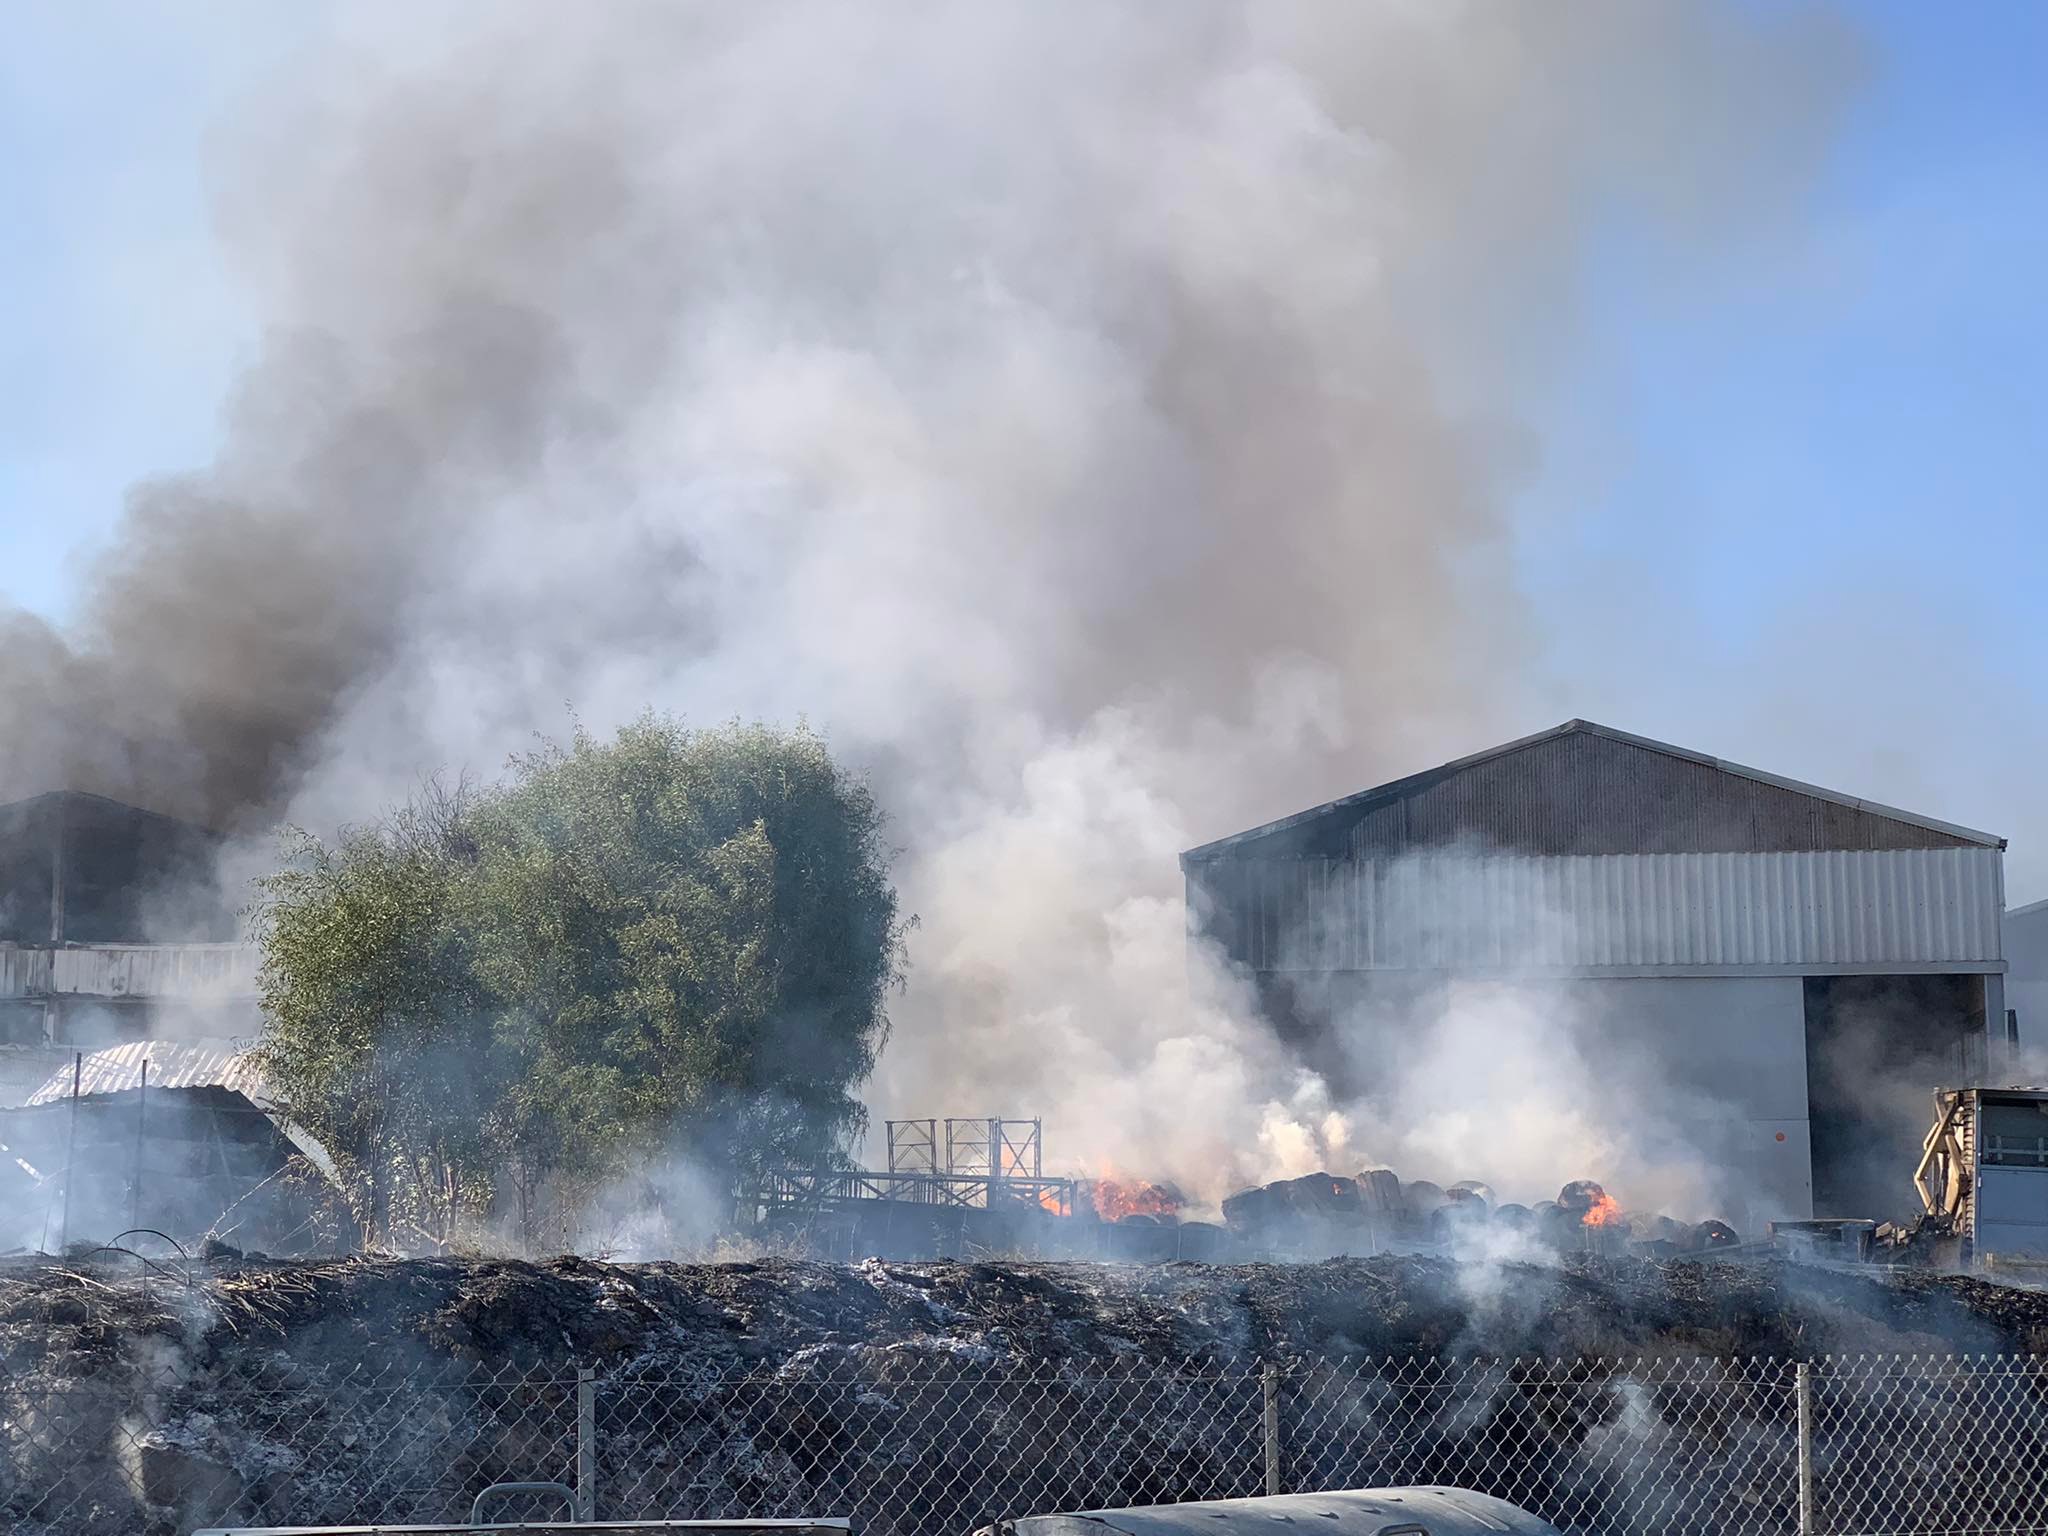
xmin=1217 ymin=848 xmax=2004 ymax=974
xmin=47 ymin=943 xmax=257 ymax=999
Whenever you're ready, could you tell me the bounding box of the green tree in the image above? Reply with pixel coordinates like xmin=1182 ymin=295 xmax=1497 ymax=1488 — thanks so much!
xmin=254 ymin=715 xmax=904 ymax=1251
xmin=252 ymin=787 xmax=501 ymax=1248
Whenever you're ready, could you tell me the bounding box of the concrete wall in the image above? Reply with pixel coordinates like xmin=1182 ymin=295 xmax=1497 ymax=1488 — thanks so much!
xmin=1271 ymin=971 xmax=1815 ymax=1228
xmin=1443 ymin=975 xmax=1814 ymax=1231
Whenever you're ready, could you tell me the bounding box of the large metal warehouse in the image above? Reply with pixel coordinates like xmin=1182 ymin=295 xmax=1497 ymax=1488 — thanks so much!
xmin=1181 ymin=720 xmax=2008 ymax=1229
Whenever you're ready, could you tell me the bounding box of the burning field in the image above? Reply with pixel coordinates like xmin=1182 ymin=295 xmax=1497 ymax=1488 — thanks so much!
xmin=8 ymin=1246 xmax=2048 ymax=1536
xmin=11 ymin=1248 xmax=2048 ymax=1376
xmin=767 ymin=1164 xmax=1750 ymax=1267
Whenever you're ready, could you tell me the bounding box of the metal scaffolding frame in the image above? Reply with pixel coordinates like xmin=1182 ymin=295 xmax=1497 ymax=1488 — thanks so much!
xmin=943 ymin=1117 xmax=1041 ymax=1179
xmin=762 ymin=1115 xmax=1062 ymax=1218
xmin=885 ymin=1118 xmax=937 ymax=1175
xmin=755 ymin=1165 xmax=1072 ymax=1216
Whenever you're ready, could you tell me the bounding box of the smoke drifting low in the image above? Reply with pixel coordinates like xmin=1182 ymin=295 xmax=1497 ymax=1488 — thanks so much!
xmin=0 ymin=5 xmax=1865 ymax=1206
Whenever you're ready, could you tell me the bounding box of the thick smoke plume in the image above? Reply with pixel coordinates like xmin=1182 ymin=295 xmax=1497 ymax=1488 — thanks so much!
xmin=0 ymin=5 xmax=1864 ymax=1207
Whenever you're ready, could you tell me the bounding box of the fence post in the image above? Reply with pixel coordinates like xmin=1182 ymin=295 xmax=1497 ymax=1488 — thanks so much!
xmin=1796 ymin=1361 xmax=1814 ymax=1536
xmin=1262 ymin=1363 xmax=1283 ymax=1496
xmin=577 ymin=1366 xmax=597 ymax=1522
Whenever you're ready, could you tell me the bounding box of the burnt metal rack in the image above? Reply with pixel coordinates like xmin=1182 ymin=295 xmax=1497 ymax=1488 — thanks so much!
xmin=755 ymin=1165 xmax=1074 ymax=1215
xmin=757 ymin=1114 xmax=1069 ymax=1217
xmin=886 ymin=1116 xmax=1043 ymax=1179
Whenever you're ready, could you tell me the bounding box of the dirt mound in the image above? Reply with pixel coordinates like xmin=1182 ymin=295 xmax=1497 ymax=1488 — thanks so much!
xmin=8 ymin=1252 xmax=2048 ymax=1536
xmin=8 ymin=1250 xmax=2048 ymax=1387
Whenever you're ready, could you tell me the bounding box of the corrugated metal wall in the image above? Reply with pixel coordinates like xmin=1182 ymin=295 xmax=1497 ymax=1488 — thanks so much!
xmin=0 ymin=948 xmax=53 ymax=999
xmin=50 ymin=943 xmax=258 ymax=998
xmin=0 ymin=943 xmax=256 ymax=999
xmin=1196 ymin=848 xmax=2005 ymax=973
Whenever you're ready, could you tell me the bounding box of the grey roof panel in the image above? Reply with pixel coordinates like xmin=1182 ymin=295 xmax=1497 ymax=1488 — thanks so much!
xmin=1182 ymin=720 xmax=2004 ymax=865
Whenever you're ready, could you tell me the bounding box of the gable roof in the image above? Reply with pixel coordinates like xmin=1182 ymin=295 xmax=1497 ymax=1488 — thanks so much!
xmin=0 ymin=789 xmax=223 ymax=842
xmin=1182 ymin=719 xmax=2004 ymax=866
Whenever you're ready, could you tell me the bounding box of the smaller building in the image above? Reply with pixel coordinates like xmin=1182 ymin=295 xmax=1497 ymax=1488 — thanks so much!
xmin=2005 ymin=898 xmax=2048 ymax=1053
xmin=1 ymin=1041 xmax=344 ymax=1256
xmin=0 ymin=791 xmax=258 ymax=1105
xmin=0 ymin=789 xmax=232 ymax=945
xmin=1918 ymin=1084 xmax=2048 ymax=1263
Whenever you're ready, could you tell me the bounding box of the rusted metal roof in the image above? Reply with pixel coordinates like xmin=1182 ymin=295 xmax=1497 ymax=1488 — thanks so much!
xmin=23 ymin=1039 xmax=270 ymax=1106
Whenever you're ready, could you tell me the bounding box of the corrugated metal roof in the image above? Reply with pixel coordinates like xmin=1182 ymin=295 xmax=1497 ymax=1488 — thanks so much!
xmin=0 ymin=788 xmax=223 ymax=840
xmin=1194 ymin=847 xmax=2005 ymax=974
xmin=24 ymin=1039 xmax=270 ymax=1106
xmin=1182 ymin=721 xmax=2005 ymax=864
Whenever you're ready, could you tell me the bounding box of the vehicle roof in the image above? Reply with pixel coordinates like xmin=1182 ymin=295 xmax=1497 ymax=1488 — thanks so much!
xmin=1004 ymin=1487 xmax=1562 ymax=1536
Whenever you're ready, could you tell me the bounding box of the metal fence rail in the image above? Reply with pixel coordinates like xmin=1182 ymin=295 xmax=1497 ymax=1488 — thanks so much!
xmin=5 ymin=1353 xmax=2045 ymax=1536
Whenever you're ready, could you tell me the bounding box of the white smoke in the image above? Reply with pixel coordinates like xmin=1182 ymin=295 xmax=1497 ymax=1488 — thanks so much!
xmin=2 ymin=3 xmax=1868 ymax=1211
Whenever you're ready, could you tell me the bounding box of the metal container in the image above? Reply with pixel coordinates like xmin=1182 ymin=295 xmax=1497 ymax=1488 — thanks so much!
xmin=990 ymin=1488 xmax=1564 ymax=1536
xmin=1919 ymin=1085 xmax=2048 ymax=1262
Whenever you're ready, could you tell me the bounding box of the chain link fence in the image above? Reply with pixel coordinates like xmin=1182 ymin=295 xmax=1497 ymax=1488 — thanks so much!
xmin=6 ymin=1352 xmax=2048 ymax=1535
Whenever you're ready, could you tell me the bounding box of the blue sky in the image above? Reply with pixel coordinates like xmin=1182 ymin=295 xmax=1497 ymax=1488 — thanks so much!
xmin=2 ymin=3 xmax=307 ymax=609
xmin=3 ymin=5 xmax=2045 ymax=889
xmin=1510 ymin=2 xmax=2048 ymax=890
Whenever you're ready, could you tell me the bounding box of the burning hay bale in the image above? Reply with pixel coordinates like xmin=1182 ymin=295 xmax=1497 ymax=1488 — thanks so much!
xmin=1205 ymin=1167 xmax=1741 ymax=1262
xmin=1204 ymin=1165 xmax=1728 ymax=1257
xmin=1428 ymin=1184 xmax=1494 ymax=1244
xmin=1078 ymin=1177 xmax=1186 ymax=1224
xmin=1400 ymin=1179 xmax=1450 ymax=1222
xmin=1682 ymin=1218 xmax=1741 ymax=1252
xmin=1629 ymin=1213 xmax=1685 ymax=1244
xmin=1555 ymin=1179 xmax=1623 ymax=1228
xmin=1221 ymin=1171 xmax=1371 ymax=1253
xmin=1357 ymin=1167 xmax=1403 ymax=1217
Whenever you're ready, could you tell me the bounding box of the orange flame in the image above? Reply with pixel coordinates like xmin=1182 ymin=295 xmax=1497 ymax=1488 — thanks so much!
xmin=1582 ymin=1190 xmax=1624 ymax=1228
xmin=1087 ymin=1176 xmax=1182 ymax=1222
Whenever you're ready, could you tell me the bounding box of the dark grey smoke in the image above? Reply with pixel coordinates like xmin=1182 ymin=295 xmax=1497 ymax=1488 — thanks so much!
xmin=1 ymin=2 xmax=1868 ymax=1196
xmin=0 ymin=294 xmax=615 ymax=828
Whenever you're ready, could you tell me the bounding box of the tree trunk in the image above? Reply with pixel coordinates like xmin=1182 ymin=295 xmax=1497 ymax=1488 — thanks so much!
xmin=368 ymin=1153 xmax=391 ymax=1250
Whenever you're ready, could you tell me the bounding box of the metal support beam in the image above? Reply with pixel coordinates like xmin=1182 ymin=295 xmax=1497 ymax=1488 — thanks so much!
xmin=1263 ymin=1364 xmax=1283 ymax=1496
xmin=1796 ymin=1361 xmax=1814 ymax=1536
xmin=576 ymin=1367 xmax=597 ymax=1521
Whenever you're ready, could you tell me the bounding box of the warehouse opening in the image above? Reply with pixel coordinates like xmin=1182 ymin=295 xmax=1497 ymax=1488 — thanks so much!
xmin=1804 ymin=973 xmax=1989 ymax=1220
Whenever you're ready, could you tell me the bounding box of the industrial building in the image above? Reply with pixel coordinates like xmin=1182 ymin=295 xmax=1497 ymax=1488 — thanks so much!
xmin=0 ymin=791 xmax=258 ymax=1106
xmin=2 ymin=1040 xmax=341 ymax=1254
xmin=1182 ymin=720 xmax=2009 ymax=1230
xmin=2005 ymin=898 xmax=2048 ymax=1053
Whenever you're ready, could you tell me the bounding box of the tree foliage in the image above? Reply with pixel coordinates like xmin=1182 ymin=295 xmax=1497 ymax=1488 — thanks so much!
xmin=254 ymin=715 xmax=903 ymax=1250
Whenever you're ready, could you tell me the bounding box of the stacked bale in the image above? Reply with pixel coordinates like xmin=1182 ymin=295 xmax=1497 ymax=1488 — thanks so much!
xmin=1211 ymin=1168 xmax=1744 ymax=1260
